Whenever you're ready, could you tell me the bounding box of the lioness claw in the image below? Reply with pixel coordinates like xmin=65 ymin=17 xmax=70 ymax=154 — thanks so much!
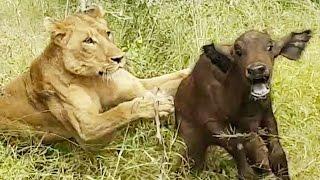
xmin=133 ymin=90 xmax=174 ymax=119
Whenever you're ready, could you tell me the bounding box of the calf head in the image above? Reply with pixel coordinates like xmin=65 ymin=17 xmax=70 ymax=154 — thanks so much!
xmin=210 ymin=30 xmax=311 ymax=100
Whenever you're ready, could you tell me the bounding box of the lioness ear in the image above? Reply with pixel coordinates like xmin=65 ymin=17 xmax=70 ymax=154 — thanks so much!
xmin=203 ymin=43 xmax=233 ymax=73
xmin=43 ymin=17 xmax=70 ymax=47
xmin=44 ymin=17 xmax=59 ymax=32
xmin=274 ymin=30 xmax=312 ymax=60
xmin=83 ymin=5 xmax=105 ymax=18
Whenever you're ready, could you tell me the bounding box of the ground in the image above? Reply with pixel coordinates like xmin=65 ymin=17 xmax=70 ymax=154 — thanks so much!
xmin=0 ymin=0 xmax=319 ymax=179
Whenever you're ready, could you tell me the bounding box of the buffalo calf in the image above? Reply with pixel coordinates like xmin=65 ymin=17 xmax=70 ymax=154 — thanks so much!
xmin=174 ymin=30 xmax=311 ymax=179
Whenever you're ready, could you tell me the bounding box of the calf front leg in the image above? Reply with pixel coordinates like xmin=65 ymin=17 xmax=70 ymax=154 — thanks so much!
xmin=207 ymin=122 xmax=258 ymax=180
xmin=262 ymin=113 xmax=290 ymax=180
xmin=218 ymin=137 xmax=257 ymax=180
xmin=244 ymin=133 xmax=271 ymax=176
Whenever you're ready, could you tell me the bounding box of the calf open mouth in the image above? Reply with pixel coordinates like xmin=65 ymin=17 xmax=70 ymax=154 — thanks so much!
xmin=250 ymin=76 xmax=270 ymax=100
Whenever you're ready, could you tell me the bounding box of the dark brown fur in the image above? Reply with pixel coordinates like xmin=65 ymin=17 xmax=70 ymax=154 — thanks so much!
xmin=174 ymin=30 xmax=311 ymax=179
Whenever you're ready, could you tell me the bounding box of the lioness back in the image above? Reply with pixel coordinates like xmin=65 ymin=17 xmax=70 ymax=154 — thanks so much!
xmin=0 ymin=70 xmax=70 ymax=138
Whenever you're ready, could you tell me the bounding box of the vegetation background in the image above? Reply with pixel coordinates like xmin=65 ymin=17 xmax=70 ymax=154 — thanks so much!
xmin=0 ymin=0 xmax=319 ymax=179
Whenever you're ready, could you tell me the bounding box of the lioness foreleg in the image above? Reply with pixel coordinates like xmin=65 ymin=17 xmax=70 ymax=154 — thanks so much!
xmin=46 ymin=90 xmax=173 ymax=148
xmin=139 ymin=68 xmax=190 ymax=96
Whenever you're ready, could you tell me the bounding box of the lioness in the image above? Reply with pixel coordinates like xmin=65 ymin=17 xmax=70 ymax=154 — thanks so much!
xmin=0 ymin=6 xmax=189 ymax=149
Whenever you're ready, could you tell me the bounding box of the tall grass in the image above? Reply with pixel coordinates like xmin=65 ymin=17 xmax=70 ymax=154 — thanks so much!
xmin=0 ymin=0 xmax=320 ymax=179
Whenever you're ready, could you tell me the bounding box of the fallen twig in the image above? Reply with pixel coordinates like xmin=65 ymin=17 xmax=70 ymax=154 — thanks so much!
xmin=153 ymin=88 xmax=163 ymax=144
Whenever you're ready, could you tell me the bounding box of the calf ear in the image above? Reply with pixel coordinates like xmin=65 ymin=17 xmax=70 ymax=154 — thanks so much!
xmin=275 ymin=30 xmax=312 ymax=60
xmin=202 ymin=43 xmax=233 ymax=73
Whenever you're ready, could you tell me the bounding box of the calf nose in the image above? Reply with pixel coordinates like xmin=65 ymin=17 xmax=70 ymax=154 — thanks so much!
xmin=111 ymin=56 xmax=123 ymax=64
xmin=247 ymin=63 xmax=267 ymax=76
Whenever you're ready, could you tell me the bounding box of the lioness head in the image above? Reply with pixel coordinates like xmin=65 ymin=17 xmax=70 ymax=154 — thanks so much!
xmin=44 ymin=5 xmax=125 ymax=77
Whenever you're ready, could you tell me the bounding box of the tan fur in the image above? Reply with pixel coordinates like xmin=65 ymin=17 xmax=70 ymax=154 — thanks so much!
xmin=0 ymin=6 xmax=189 ymax=150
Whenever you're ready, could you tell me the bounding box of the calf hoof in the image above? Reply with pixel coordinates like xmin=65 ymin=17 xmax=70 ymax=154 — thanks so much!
xmin=274 ymin=171 xmax=290 ymax=180
xmin=280 ymin=175 xmax=290 ymax=180
xmin=251 ymin=161 xmax=272 ymax=175
xmin=238 ymin=168 xmax=259 ymax=180
xmin=189 ymin=159 xmax=206 ymax=173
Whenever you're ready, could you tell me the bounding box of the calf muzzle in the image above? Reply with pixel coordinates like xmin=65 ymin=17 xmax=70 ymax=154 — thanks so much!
xmin=247 ymin=63 xmax=271 ymax=101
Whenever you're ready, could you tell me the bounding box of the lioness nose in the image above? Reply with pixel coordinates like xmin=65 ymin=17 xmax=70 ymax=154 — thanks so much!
xmin=247 ymin=63 xmax=267 ymax=76
xmin=111 ymin=56 xmax=123 ymax=64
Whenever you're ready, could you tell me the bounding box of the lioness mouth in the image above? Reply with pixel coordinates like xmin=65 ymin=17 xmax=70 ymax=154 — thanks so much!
xmin=98 ymin=66 xmax=122 ymax=78
xmin=250 ymin=77 xmax=270 ymax=100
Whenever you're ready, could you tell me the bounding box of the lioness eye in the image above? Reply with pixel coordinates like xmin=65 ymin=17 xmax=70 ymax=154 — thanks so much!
xmin=83 ymin=37 xmax=95 ymax=44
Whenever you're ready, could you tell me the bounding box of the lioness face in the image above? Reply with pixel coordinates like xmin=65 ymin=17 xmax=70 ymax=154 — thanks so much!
xmin=44 ymin=6 xmax=125 ymax=77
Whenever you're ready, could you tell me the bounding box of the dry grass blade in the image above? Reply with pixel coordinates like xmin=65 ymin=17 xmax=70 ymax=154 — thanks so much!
xmin=153 ymin=89 xmax=163 ymax=145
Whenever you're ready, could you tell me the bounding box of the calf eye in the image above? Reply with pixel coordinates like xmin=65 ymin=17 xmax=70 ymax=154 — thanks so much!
xmin=83 ymin=37 xmax=95 ymax=44
xmin=267 ymin=45 xmax=273 ymax=51
xmin=235 ymin=49 xmax=242 ymax=56
xmin=234 ymin=44 xmax=242 ymax=57
xmin=235 ymin=49 xmax=242 ymax=57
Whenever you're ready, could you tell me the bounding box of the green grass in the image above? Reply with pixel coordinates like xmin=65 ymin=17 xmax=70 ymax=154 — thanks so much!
xmin=0 ymin=0 xmax=320 ymax=179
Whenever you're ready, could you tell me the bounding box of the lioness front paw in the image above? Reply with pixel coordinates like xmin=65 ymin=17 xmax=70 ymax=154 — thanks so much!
xmin=133 ymin=90 xmax=174 ymax=119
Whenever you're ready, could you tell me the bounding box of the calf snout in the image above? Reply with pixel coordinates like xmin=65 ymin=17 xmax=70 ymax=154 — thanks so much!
xmin=246 ymin=62 xmax=269 ymax=80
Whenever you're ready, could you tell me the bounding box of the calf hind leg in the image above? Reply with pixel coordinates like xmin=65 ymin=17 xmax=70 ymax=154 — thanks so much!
xmin=179 ymin=120 xmax=208 ymax=171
